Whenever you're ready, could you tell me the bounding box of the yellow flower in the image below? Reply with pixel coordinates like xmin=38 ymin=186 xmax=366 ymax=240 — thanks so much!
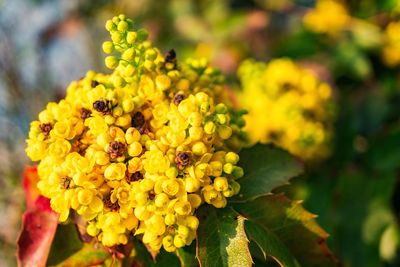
xmin=382 ymin=22 xmax=400 ymax=67
xmin=25 ymin=140 xmax=47 ymax=161
xmin=48 ymin=138 xmax=71 ymax=159
xmin=110 ymin=181 xmax=131 ymax=205
xmin=104 ymin=163 xmax=126 ymax=180
xmin=143 ymin=150 xmax=170 ymax=174
xmin=238 ymin=58 xmax=334 ymax=161
xmin=162 ymin=179 xmax=180 ymax=197
xmin=25 ymin=14 xmax=245 ymax=251
xmin=303 ymin=0 xmax=351 ymax=35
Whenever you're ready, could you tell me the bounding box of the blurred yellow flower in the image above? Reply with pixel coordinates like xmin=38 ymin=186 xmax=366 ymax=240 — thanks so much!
xmin=238 ymin=58 xmax=335 ymax=161
xmin=303 ymin=0 xmax=350 ymax=35
xmin=382 ymin=21 xmax=400 ymax=67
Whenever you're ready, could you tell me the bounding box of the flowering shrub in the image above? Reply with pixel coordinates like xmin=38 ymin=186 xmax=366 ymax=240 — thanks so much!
xmin=19 ymin=14 xmax=336 ymax=267
xmin=302 ymin=0 xmax=400 ymax=72
xmin=25 ymin=14 xmax=246 ymax=252
xmin=238 ymin=58 xmax=335 ymax=161
xmin=4 ymin=0 xmax=400 ymax=265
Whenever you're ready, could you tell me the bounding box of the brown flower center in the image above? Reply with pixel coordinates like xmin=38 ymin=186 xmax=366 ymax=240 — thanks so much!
xmin=126 ymin=171 xmax=143 ymax=183
xmin=39 ymin=123 xmax=52 ymax=137
xmin=107 ymin=141 xmax=126 ymax=159
xmin=103 ymin=194 xmax=119 ymax=211
xmin=165 ymin=49 xmax=176 ymax=63
xmin=91 ymin=80 xmax=100 ymax=88
xmin=93 ymin=99 xmax=111 ymax=114
xmin=60 ymin=176 xmax=71 ymax=189
xmin=80 ymin=108 xmax=92 ymax=119
xmin=131 ymin=112 xmax=146 ymax=133
xmin=148 ymin=190 xmax=155 ymax=200
xmin=175 ymin=152 xmax=191 ymax=170
xmin=71 ymin=139 xmax=88 ymax=156
xmin=173 ymin=94 xmax=185 ymax=105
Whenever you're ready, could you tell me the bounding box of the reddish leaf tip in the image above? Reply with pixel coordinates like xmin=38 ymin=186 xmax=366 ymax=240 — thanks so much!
xmin=17 ymin=167 xmax=59 ymax=267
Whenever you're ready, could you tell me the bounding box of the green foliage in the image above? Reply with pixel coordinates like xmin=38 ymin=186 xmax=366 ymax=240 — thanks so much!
xmin=53 ymin=243 xmax=110 ymax=267
xmin=192 ymin=145 xmax=333 ymax=267
xmin=18 ymin=144 xmax=335 ymax=267
xmin=244 ymin=220 xmax=299 ymax=267
xmin=234 ymin=194 xmax=337 ymax=267
xmin=368 ymin=126 xmax=400 ymax=172
xmin=233 ymin=144 xmax=303 ymax=202
xmin=47 ymin=223 xmax=83 ymax=265
xmin=13 ymin=1 xmax=400 ymax=266
xmin=196 ymin=206 xmax=252 ymax=267
xmin=177 ymin=243 xmax=197 ymax=267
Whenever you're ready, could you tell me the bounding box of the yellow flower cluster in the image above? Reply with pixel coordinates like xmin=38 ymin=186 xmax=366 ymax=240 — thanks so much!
xmin=25 ymin=15 xmax=244 ymax=252
xmin=238 ymin=58 xmax=334 ymax=161
xmin=382 ymin=21 xmax=400 ymax=67
xmin=303 ymin=0 xmax=350 ymax=35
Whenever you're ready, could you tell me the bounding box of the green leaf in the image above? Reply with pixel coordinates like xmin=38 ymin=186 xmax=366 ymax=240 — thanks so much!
xmin=233 ymin=144 xmax=303 ymax=202
xmin=54 ymin=243 xmax=110 ymax=267
xmin=129 ymin=238 xmax=155 ymax=267
xmin=245 ymin=220 xmax=298 ymax=267
xmin=196 ymin=205 xmax=252 ymax=267
xmin=306 ymin=170 xmax=396 ymax=267
xmin=273 ymin=29 xmax=319 ymax=59
xmin=177 ymin=242 xmax=198 ymax=267
xmin=234 ymin=194 xmax=337 ymax=267
xmin=129 ymin=238 xmax=180 ymax=267
xmin=155 ymin=249 xmax=181 ymax=267
xmin=333 ymin=42 xmax=371 ymax=80
xmin=47 ymin=223 xmax=84 ymax=265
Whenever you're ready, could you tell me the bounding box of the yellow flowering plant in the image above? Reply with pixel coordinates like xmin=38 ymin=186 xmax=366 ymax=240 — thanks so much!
xmin=18 ymin=15 xmax=336 ymax=267
xmin=303 ymin=0 xmax=351 ymax=36
xmin=382 ymin=21 xmax=400 ymax=67
xmin=302 ymin=0 xmax=400 ymax=75
xmin=238 ymin=58 xmax=335 ymax=161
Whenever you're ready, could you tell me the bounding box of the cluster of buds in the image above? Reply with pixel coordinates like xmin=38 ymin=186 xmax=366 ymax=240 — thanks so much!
xmin=238 ymin=58 xmax=334 ymax=161
xmin=25 ymin=15 xmax=245 ymax=252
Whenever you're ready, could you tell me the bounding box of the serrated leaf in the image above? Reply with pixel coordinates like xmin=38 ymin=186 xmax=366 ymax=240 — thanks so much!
xmin=245 ymin=220 xmax=298 ymax=267
xmin=234 ymin=194 xmax=338 ymax=267
xmin=233 ymin=144 xmax=303 ymax=202
xmin=196 ymin=205 xmax=252 ymax=267
xmin=177 ymin=242 xmax=197 ymax=267
xmin=54 ymin=242 xmax=110 ymax=267
xmin=17 ymin=196 xmax=59 ymax=267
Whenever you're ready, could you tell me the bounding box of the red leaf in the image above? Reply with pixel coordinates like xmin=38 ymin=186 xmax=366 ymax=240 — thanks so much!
xmin=17 ymin=167 xmax=59 ymax=267
xmin=22 ymin=166 xmax=41 ymax=209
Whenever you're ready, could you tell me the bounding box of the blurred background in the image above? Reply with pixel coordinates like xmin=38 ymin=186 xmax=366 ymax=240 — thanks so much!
xmin=2 ymin=0 xmax=400 ymax=266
